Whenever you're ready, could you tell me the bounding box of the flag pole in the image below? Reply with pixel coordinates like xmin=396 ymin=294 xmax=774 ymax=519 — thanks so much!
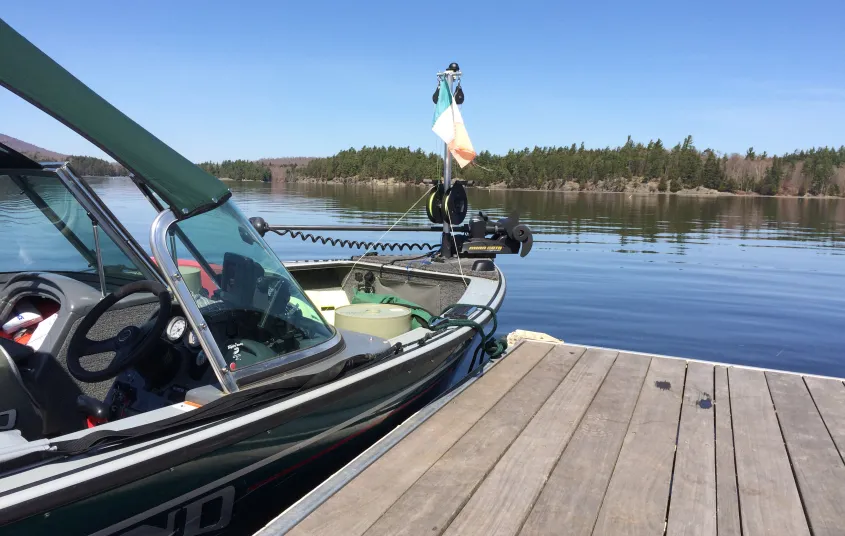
xmin=439 ymin=62 xmax=460 ymax=257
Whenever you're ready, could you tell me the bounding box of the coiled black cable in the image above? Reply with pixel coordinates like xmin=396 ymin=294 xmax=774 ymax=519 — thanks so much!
xmin=269 ymin=229 xmax=438 ymax=252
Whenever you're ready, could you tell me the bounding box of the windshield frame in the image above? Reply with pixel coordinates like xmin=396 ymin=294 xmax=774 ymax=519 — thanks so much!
xmin=1 ymin=165 xmax=162 ymax=286
xmin=150 ymin=206 xmax=343 ymax=393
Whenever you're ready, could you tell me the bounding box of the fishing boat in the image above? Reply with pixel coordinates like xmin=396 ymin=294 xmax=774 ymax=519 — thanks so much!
xmin=0 ymin=19 xmax=532 ymax=535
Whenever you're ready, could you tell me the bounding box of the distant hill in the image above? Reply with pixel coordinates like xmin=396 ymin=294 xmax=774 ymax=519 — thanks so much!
xmin=257 ymin=157 xmax=315 ymax=182
xmin=0 ymin=133 xmax=127 ymax=176
xmin=0 ymin=134 xmax=67 ymax=161
xmin=1 ymin=133 xmax=315 ymax=182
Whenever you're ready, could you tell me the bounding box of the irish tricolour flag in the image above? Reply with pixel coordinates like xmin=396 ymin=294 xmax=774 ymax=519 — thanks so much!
xmin=432 ymin=79 xmax=476 ymax=168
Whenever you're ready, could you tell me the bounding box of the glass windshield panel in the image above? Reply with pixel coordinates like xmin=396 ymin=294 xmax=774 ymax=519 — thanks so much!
xmin=165 ymin=201 xmax=333 ymax=372
xmin=0 ymin=173 xmax=147 ymax=290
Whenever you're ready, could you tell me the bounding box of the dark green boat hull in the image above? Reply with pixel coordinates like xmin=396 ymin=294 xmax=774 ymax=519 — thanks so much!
xmin=3 ymin=334 xmax=478 ymax=536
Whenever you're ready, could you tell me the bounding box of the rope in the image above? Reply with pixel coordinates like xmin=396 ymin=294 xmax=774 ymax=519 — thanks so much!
xmin=340 ymin=187 xmax=435 ymax=289
xmin=428 ymin=304 xmax=507 ymax=372
xmin=269 ymin=229 xmax=438 ymax=252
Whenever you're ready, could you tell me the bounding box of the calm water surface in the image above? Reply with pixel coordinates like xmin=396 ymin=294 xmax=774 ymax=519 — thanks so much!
xmin=9 ymin=178 xmax=845 ymax=377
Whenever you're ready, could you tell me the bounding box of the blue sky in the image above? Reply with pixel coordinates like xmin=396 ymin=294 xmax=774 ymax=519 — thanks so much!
xmin=2 ymin=0 xmax=844 ymax=161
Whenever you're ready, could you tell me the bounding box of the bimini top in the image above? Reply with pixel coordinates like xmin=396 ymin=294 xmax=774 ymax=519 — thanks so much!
xmin=0 ymin=19 xmax=230 ymax=216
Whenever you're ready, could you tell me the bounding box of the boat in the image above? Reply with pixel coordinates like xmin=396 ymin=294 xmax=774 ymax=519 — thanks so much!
xmin=0 ymin=19 xmax=532 ymax=535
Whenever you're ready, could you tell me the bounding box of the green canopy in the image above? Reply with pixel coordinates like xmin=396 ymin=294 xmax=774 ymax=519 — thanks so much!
xmin=0 ymin=19 xmax=230 ymax=215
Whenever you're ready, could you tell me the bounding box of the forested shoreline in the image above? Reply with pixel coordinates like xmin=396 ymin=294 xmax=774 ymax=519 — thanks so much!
xmin=298 ymin=138 xmax=845 ymax=197
xmin=20 ymin=151 xmax=128 ymax=177
xmin=19 ymin=136 xmax=845 ymax=197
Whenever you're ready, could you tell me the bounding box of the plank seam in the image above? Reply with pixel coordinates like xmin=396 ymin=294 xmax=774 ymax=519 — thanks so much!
xmin=587 ymin=356 xmax=653 ymax=536
xmin=725 ymin=366 xmax=744 ymax=536
xmin=803 ymin=376 xmax=845 ymax=467
xmin=423 ymin=346 xmax=588 ymax=536
xmin=349 ymin=343 xmax=558 ymax=536
xmin=366 ymin=343 xmax=564 ymax=536
xmin=511 ymin=351 xmax=621 ymax=536
xmin=763 ymin=372 xmax=815 ymax=536
xmin=662 ymin=361 xmax=690 ymax=536
xmin=713 ymin=365 xmax=719 ymax=536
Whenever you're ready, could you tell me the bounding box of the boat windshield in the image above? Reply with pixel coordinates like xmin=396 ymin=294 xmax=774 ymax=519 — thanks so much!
xmin=164 ymin=201 xmax=334 ymax=373
xmin=0 ymin=172 xmax=148 ymax=290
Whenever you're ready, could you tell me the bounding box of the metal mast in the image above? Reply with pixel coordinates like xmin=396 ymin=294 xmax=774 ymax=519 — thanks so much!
xmin=437 ymin=62 xmax=461 ymax=256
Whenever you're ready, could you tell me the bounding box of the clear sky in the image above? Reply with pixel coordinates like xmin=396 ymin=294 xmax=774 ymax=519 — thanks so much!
xmin=2 ymin=0 xmax=844 ymax=161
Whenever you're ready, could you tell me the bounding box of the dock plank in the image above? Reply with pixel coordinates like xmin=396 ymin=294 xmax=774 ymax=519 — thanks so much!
xmin=443 ymin=348 xmax=618 ymax=536
xmin=804 ymin=376 xmax=845 ymax=460
xmin=714 ymin=366 xmax=741 ymax=536
xmin=729 ymin=367 xmax=810 ymax=536
xmin=766 ymin=371 xmax=845 ymax=536
xmin=519 ymin=353 xmax=650 ymax=536
xmin=666 ymin=361 xmax=716 ymax=536
xmin=287 ymin=341 xmax=566 ymax=536
xmin=362 ymin=340 xmax=586 ymax=536
xmin=591 ymin=357 xmax=687 ymax=536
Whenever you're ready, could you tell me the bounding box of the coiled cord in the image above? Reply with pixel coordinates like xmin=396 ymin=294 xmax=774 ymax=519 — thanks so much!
xmin=269 ymin=229 xmax=438 ymax=252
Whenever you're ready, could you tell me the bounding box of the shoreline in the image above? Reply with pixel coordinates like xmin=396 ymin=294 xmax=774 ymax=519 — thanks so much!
xmin=269 ymin=177 xmax=844 ymax=200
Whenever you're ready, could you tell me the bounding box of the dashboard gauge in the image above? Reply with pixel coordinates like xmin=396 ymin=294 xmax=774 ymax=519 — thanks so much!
xmin=165 ymin=316 xmax=187 ymax=341
xmin=196 ymin=351 xmax=207 ymax=367
xmin=186 ymin=330 xmax=200 ymax=348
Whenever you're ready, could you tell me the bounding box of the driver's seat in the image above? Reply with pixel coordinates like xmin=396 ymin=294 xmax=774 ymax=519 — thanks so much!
xmin=0 ymin=339 xmax=44 ymax=440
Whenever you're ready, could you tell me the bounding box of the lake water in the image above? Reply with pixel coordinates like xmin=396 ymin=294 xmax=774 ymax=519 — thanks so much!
xmin=8 ymin=178 xmax=845 ymax=377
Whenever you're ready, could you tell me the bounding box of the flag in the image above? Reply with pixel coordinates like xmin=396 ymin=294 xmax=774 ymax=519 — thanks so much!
xmin=432 ymin=79 xmax=476 ymax=168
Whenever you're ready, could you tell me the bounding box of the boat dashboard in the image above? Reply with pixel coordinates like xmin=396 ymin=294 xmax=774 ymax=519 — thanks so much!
xmin=102 ymin=305 xmax=216 ymax=420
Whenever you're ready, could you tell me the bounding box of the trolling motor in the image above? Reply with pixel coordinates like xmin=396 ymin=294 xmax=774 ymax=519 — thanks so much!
xmin=248 ymin=205 xmax=533 ymax=259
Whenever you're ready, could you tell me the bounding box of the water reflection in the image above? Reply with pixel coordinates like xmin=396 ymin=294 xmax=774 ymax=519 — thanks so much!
xmin=235 ymin=182 xmax=845 ymax=253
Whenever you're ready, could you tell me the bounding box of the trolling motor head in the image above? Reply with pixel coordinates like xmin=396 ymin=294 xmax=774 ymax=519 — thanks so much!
xmin=452 ymin=211 xmax=533 ymax=258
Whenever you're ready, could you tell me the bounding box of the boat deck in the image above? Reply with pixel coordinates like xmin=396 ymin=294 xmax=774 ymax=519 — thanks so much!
xmin=256 ymin=341 xmax=845 ymax=536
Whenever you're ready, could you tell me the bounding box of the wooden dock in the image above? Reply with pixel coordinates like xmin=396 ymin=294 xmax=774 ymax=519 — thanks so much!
xmin=256 ymin=341 xmax=845 ymax=536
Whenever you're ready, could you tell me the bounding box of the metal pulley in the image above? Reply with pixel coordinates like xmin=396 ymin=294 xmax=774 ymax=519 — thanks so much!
xmin=454 ymin=82 xmax=464 ymax=105
xmin=426 ymin=181 xmax=468 ymax=225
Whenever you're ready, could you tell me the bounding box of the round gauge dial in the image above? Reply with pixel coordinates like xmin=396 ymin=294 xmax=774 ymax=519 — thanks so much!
xmin=186 ymin=330 xmax=200 ymax=348
xmin=165 ymin=316 xmax=187 ymax=341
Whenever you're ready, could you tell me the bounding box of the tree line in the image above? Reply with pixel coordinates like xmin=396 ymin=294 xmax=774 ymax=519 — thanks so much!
xmin=22 ymin=151 xmax=128 ymax=177
xmin=299 ymin=138 xmax=845 ymax=196
xmin=197 ymin=159 xmax=272 ymax=182
xmin=68 ymin=155 xmax=127 ymax=177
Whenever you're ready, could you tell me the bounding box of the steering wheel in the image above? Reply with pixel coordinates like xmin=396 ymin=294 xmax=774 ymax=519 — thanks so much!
xmin=67 ymin=280 xmax=171 ymax=383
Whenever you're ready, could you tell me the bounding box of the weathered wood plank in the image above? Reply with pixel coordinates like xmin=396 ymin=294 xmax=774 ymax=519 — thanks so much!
xmin=766 ymin=371 xmax=845 ymax=536
xmin=288 ymin=341 xmax=568 ymax=536
xmin=363 ymin=341 xmax=587 ymax=536
xmin=714 ymin=366 xmax=741 ymax=536
xmin=666 ymin=361 xmax=716 ymax=536
xmin=804 ymin=376 xmax=845 ymax=460
xmin=519 ymin=353 xmax=650 ymax=536
xmin=443 ymin=348 xmax=617 ymax=536
xmin=591 ymin=357 xmax=687 ymax=536
xmin=729 ymin=367 xmax=810 ymax=536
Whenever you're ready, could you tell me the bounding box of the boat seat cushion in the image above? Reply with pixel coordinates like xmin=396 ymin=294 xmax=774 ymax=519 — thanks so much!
xmin=305 ymin=289 xmax=351 ymax=325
